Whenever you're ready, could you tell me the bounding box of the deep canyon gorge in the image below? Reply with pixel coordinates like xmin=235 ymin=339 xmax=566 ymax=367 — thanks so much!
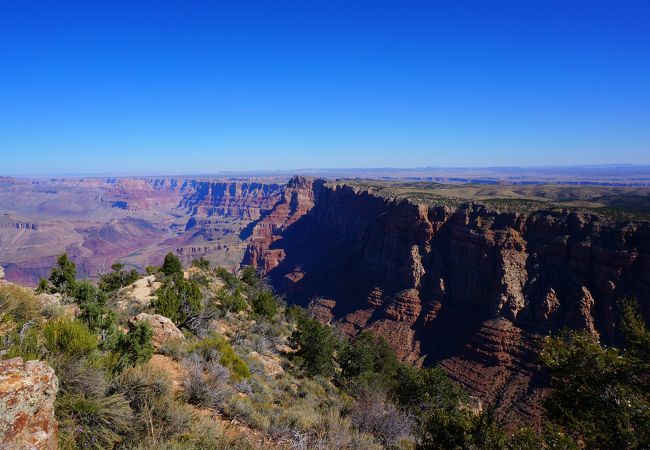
xmin=2 ymin=175 xmax=649 ymax=426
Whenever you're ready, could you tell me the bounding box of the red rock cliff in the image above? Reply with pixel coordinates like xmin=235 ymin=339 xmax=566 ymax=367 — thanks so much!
xmin=243 ymin=177 xmax=650 ymax=425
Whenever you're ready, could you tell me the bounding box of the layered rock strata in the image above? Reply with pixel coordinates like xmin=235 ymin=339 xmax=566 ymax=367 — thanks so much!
xmin=244 ymin=177 xmax=650 ymax=425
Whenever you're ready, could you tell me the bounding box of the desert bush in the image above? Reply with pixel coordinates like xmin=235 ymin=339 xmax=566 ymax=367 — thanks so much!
xmin=152 ymin=274 xmax=202 ymax=327
xmin=110 ymin=363 xmax=210 ymax=445
xmin=56 ymin=392 xmax=133 ymax=449
xmin=185 ymin=334 xmax=250 ymax=380
xmin=182 ymin=352 xmax=234 ymax=409
xmin=5 ymin=323 xmax=45 ymax=360
xmin=350 ymin=389 xmax=414 ymax=446
xmin=127 ymin=412 xmax=231 ymax=450
xmin=191 ymin=257 xmax=210 ymax=270
xmin=50 ymin=355 xmax=108 ymax=398
xmin=251 ymin=290 xmax=279 ymax=318
xmin=110 ymin=322 xmax=154 ymax=374
xmin=224 ymin=395 xmax=272 ymax=431
xmin=43 ymin=318 xmax=98 ymax=357
xmin=339 ymin=331 xmax=399 ymax=391
xmin=0 ymin=283 xmax=41 ymax=327
xmin=217 ymin=288 xmax=248 ymax=314
xmin=157 ymin=338 xmax=187 ymax=360
xmin=49 ymin=253 xmax=77 ymax=294
xmin=99 ymin=263 xmax=139 ymax=292
xmin=215 ymin=266 xmax=239 ymax=288
xmin=290 ymin=315 xmax=338 ymax=377
xmin=161 ymin=252 xmax=183 ymax=277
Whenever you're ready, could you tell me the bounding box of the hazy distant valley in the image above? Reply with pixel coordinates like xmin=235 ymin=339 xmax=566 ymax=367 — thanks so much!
xmin=0 ymin=177 xmax=284 ymax=285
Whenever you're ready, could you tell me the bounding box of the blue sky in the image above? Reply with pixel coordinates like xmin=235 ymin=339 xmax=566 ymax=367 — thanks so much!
xmin=1 ymin=1 xmax=649 ymax=175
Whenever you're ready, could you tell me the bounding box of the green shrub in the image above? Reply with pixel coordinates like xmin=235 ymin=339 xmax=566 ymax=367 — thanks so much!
xmin=240 ymin=266 xmax=261 ymax=287
xmin=43 ymin=318 xmax=98 ymax=357
xmin=110 ymin=322 xmax=154 ymax=374
xmin=214 ymin=267 xmax=239 ymax=289
xmin=621 ymin=299 xmax=650 ymax=368
xmin=56 ymin=392 xmax=132 ymax=449
xmin=251 ymin=290 xmax=278 ymax=318
xmin=217 ymin=288 xmax=248 ymax=313
xmin=290 ymin=315 xmax=338 ymax=377
xmin=394 ymin=365 xmax=466 ymax=411
xmin=186 ymin=334 xmax=250 ymax=381
xmin=339 ymin=331 xmax=399 ymax=390
xmin=99 ymin=263 xmax=139 ymax=292
xmin=191 ymin=257 xmax=210 ymax=270
xmin=0 ymin=283 xmax=41 ymax=328
xmin=152 ymin=274 xmax=202 ymax=326
xmin=5 ymin=324 xmax=45 ymax=361
xmin=161 ymin=252 xmax=183 ymax=277
xmin=36 ymin=277 xmax=50 ymax=294
xmin=540 ymin=327 xmax=648 ymax=449
xmin=71 ymin=281 xmax=118 ymax=343
xmin=49 ymin=253 xmax=77 ymax=294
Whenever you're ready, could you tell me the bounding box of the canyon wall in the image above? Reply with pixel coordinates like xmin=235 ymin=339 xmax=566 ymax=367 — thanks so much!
xmin=0 ymin=177 xmax=285 ymax=284
xmin=244 ymin=177 xmax=650 ymax=425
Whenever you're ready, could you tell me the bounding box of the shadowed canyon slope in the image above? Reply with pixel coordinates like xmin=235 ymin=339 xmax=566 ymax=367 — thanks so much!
xmin=243 ymin=177 xmax=650 ymax=425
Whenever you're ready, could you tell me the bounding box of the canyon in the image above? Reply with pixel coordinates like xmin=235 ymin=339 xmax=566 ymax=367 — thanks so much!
xmin=0 ymin=177 xmax=285 ymax=285
xmin=2 ymin=173 xmax=650 ymax=425
xmin=243 ymin=177 xmax=650 ymax=425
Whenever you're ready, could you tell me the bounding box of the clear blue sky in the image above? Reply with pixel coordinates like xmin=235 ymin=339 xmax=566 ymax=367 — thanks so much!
xmin=1 ymin=1 xmax=649 ymax=175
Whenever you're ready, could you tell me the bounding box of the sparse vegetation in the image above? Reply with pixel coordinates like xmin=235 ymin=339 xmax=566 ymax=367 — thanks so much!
xmin=99 ymin=263 xmax=139 ymax=292
xmin=191 ymin=257 xmax=210 ymax=270
xmin=160 ymin=252 xmax=183 ymax=277
xmin=151 ymin=274 xmax=202 ymax=327
xmin=4 ymin=251 xmax=646 ymax=449
xmin=540 ymin=300 xmax=650 ymax=450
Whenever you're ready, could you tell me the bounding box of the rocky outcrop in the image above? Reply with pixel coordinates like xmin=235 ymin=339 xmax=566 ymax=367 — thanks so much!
xmin=0 ymin=358 xmax=59 ymax=450
xmin=243 ymin=176 xmax=320 ymax=273
xmin=244 ymin=177 xmax=650 ymax=424
xmin=0 ymin=265 xmax=4 ymax=279
xmin=179 ymin=181 xmax=283 ymax=221
xmin=128 ymin=313 xmax=185 ymax=349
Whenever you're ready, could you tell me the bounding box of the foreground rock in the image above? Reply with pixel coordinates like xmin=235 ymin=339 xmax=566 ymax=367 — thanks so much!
xmin=0 ymin=358 xmax=59 ymax=450
xmin=128 ymin=313 xmax=184 ymax=349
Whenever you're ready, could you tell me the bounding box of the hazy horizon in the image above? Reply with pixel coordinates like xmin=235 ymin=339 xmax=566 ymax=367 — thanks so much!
xmin=4 ymin=163 xmax=650 ymax=181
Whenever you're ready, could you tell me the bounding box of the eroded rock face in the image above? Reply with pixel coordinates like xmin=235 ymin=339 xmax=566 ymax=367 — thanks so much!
xmin=128 ymin=313 xmax=185 ymax=350
xmin=0 ymin=357 xmax=59 ymax=450
xmin=244 ymin=177 xmax=650 ymax=425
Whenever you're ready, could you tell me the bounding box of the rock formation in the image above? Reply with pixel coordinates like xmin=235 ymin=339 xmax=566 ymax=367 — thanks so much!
xmin=243 ymin=177 xmax=650 ymax=425
xmin=0 ymin=358 xmax=59 ymax=450
xmin=128 ymin=313 xmax=185 ymax=349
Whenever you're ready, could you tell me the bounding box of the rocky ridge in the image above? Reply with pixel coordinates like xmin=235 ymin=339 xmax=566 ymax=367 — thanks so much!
xmin=243 ymin=177 xmax=650 ymax=424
